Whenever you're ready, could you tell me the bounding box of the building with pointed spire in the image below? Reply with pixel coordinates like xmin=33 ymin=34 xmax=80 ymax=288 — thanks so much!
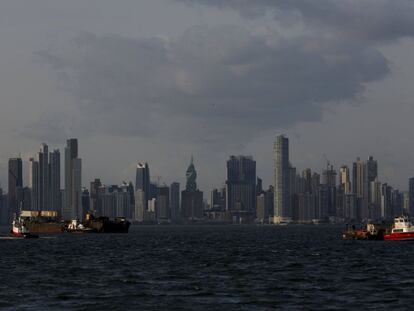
xmin=181 ymin=157 xmax=203 ymax=222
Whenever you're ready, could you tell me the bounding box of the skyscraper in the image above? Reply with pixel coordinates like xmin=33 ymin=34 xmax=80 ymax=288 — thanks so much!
xmin=366 ymin=156 xmax=378 ymax=184
xmin=353 ymin=157 xmax=368 ymax=220
xmin=90 ymin=178 xmax=102 ymax=215
xmin=8 ymin=157 xmax=23 ymax=220
xmin=274 ymin=135 xmax=291 ymax=223
xmin=226 ymin=156 xmax=256 ymax=211
xmin=49 ymin=149 xmax=61 ymax=211
xmin=181 ymin=157 xmax=203 ymax=221
xmin=339 ymin=166 xmax=351 ymax=194
xmin=409 ymin=178 xmax=414 ymax=216
xmin=156 ymin=185 xmax=170 ymax=222
xmin=29 ymin=157 xmax=39 ymax=211
xmin=38 ymin=143 xmax=49 ymax=210
xmin=170 ymin=182 xmax=180 ymax=223
xmin=135 ymin=162 xmax=150 ymax=210
xmin=0 ymin=187 xmax=7 ymax=225
xmin=63 ymin=139 xmax=82 ymax=220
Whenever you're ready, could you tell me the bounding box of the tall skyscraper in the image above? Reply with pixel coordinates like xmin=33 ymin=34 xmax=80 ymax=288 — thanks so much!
xmin=366 ymin=156 xmax=378 ymax=184
xmin=29 ymin=157 xmax=39 ymax=211
xmin=63 ymin=139 xmax=82 ymax=220
xmin=353 ymin=157 xmax=368 ymax=220
xmin=339 ymin=166 xmax=351 ymax=194
xmin=156 ymin=185 xmax=170 ymax=222
xmin=90 ymin=178 xmax=102 ymax=215
xmin=8 ymin=157 xmax=23 ymax=220
xmin=49 ymin=149 xmax=61 ymax=211
xmin=274 ymin=135 xmax=291 ymax=223
xmin=226 ymin=155 xmax=256 ymax=213
xmin=170 ymin=182 xmax=180 ymax=223
xmin=38 ymin=143 xmax=49 ymax=210
xmin=322 ymin=164 xmax=337 ymax=217
xmin=135 ymin=162 xmax=150 ymax=210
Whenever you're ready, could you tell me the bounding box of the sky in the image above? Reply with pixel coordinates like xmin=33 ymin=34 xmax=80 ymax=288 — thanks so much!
xmin=1 ymin=0 xmax=414 ymax=192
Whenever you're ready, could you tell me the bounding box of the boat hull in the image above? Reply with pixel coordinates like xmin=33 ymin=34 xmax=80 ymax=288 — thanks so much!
xmin=384 ymin=232 xmax=414 ymax=241
xmin=26 ymin=222 xmax=64 ymax=234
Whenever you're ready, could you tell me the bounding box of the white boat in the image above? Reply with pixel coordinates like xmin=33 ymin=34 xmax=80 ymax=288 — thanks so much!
xmin=384 ymin=216 xmax=414 ymax=241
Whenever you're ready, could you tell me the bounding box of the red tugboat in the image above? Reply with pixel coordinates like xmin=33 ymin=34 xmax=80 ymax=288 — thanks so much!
xmin=384 ymin=216 xmax=414 ymax=241
xmin=11 ymin=218 xmax=39 ymax=239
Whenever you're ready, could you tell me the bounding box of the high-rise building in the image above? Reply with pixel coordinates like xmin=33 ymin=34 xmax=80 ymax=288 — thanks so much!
xmin=409 ymin=178 xmax=414 ymax=216
xmin=366 ymin=156 xmax=378 ymax=184
xmin=381 ymin=183 xmax=392 ymax=219
xmin=135 ymin=162 xmax=150 ymax=211
xmin=322 ymin=164 xmax=337 ymax=218
xmin=63 ymin=139 xmax=82 ymax=220
xmin=170 ymin=182 xmax=180 ymax=223
xmin=226 ymin=155 xmax=256 ymax=212
xmin=181 ymin=157 xmax=203 ymax=221
xmin=0 ymin=187 xmax=8 ymax=225
xmin=49 ymin=149 xmax=61 ymax=211
xmin=403 ymin=191 xmax=410 ymax=215
xmin=156 ymin=185 xmax=170 ymax=222
xmin=134 ymin=189 xmax=146 ymax=222
xmin=8 ymin=157 xmax=23 ymax=220
xmin=274 ymin=135 xmax=291 ymax=223
xmin=369 ymin=178 xmax=382 ymax=220
xmin=90 ymin=178 xmax=102 ymax=215
xmin=81 ymin=188 xmax=90 ymax=217
xmin=38 ymin=143 xmax=49 ymax=210
xmin=339 ymin=166 xmax=351 ymax=194
xmin=29 ymin=158 xmax=39 ymax=211
xmin=353 ymin=157 xmax=368 ymax=220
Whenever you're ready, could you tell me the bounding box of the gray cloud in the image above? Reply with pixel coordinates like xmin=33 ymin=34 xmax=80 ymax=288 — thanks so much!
xmin=176 ymin=0 xmax=414 ymax=43
xmin=29 ymin=24 xmax=389 ymax=147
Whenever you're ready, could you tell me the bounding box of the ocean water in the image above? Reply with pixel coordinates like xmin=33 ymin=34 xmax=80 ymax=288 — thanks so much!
xmin=0 ymin=225 xmax=413 ymax=310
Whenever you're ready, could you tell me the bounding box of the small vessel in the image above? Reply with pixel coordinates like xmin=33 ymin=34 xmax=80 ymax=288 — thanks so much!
xmin=11 ymin=218 xmax=39 ymax=239
xmin=384 ymin=216 xmax=414 ymax=241
xmin=342 ymin=223 xmax=385 ymax=240
xmin=66 ymin=219 xmax=94 ymax=233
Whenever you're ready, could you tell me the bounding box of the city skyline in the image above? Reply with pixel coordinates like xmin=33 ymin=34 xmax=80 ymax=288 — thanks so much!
xmin=1 ymin=134 xmax=412 ymax=226
xmin=2 ymin=137 xmax=414 ymax=195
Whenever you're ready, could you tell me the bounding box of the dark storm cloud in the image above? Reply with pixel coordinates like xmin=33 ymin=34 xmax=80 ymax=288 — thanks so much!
xmin=177 ymin=0 xmax=414 ymax=43
xmin=30 ymin=23 xmax=389 ymax=145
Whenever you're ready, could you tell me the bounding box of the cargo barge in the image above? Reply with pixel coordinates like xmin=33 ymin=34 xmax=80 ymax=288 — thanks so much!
xmin=20 ymin=210 xmax=64 ymax=233
xmin=18 ymin=210 xmax=130 ymax=234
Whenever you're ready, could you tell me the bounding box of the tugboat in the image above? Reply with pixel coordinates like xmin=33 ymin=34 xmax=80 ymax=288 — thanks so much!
xmin=384 ymin=216 xmax=414 ymax=241
xmin=11 ymin=218 xmax=39 ymax=239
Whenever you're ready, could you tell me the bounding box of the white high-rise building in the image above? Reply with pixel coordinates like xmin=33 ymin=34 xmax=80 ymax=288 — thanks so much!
xmin=63 ymin=139 xmax=82 ymax=220
xmin=274 ymin=135 xmax=291 ymax=224
xmin=339 ymin=166 xmax=351 ymax=194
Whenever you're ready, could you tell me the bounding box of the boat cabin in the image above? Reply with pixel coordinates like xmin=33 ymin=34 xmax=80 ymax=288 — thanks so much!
xmin=392 ymin=217 xmax=414 ymax=233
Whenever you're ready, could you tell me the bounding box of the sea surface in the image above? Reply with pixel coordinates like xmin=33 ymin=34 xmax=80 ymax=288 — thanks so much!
xmin=1 ymin=225 xmax=414 ymax=310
